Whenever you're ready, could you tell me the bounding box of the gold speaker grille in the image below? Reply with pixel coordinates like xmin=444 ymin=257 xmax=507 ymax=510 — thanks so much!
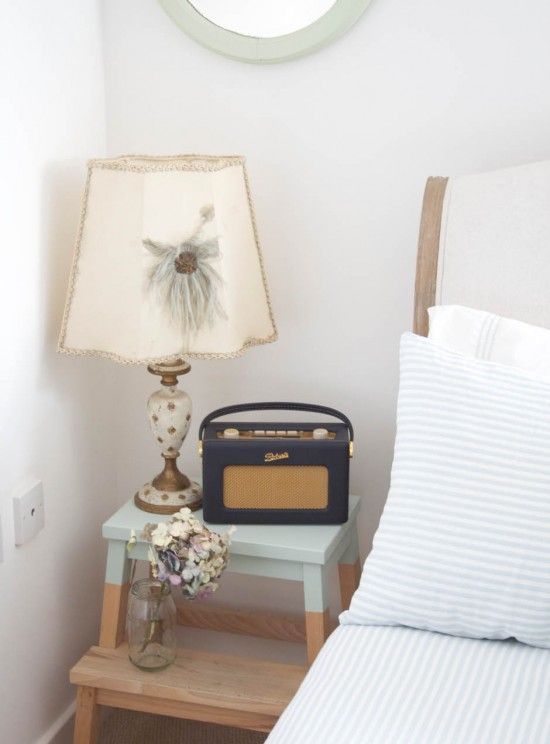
xmin=223 ymin=466 xmax=329 ymax=510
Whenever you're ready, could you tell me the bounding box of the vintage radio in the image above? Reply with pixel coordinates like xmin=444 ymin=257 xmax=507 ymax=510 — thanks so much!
xmin=199 ymin=403 xmax=353 ymax=525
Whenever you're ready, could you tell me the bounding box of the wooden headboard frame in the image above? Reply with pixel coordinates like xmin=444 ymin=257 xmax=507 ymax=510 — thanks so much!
xmin=413 ymin=177 xmax=449 ymax=336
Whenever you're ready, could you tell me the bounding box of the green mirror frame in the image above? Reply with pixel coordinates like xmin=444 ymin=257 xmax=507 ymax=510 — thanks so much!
xmin=158 ymin=0 xmax=373 ymax=64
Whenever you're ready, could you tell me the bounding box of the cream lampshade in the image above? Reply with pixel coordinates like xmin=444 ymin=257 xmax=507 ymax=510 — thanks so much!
xmin=58 ymin=155 xmax=277 ymax=513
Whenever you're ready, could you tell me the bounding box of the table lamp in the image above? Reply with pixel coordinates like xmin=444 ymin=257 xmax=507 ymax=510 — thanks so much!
xmin=58 ymin=155 xmax=277 ymax=514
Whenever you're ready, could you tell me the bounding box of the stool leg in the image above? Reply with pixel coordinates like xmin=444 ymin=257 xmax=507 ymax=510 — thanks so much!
xmin=74 ymin=686 xmax=100 ymax=744
xmin=338 ymin=528 xmax=361 ymax=611
xmin=99 ymin=540 xmax=132 ymax=648
xmin=303 ymin=563 xmax=330 ymax=665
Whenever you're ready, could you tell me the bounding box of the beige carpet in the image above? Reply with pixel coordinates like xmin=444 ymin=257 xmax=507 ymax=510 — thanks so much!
xmin=102 ymin=709 xmax=268 ymax=743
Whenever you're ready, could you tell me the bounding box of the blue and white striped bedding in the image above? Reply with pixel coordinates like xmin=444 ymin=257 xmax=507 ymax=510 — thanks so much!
xmin=267 ymin=625 xmax=550 ymax=744
xmin=268 ymin=333 xmax=550 ymax=742
xmin=342 ymin=333 xmax=550 ymax=647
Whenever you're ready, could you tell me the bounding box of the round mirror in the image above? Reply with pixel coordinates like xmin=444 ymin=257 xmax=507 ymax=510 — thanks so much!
xmin=187 ymin=0 xmax=338 ymax=38
xmin=158 ymin=0 xmax=373 ymax=63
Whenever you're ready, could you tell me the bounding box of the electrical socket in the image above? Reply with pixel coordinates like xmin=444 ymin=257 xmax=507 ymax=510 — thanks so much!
xmin=13 ymin=479 xmax=45 ymax=546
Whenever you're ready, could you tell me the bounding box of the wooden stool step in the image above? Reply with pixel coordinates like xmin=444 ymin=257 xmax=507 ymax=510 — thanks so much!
xmin=71 ymin=644 xmax=306 ymax=742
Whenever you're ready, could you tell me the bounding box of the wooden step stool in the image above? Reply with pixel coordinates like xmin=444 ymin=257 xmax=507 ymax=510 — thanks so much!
xmin=70 ymin=495 xmax=361 ymax=742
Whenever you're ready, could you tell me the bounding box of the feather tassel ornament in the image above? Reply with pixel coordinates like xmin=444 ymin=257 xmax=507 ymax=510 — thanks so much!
xmin=143 ymin=205 xmax=226 ymax=332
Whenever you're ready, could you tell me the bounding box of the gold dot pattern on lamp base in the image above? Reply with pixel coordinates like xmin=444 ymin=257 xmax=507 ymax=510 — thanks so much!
xmin=134 ymin=481 xmax=202 ymax=514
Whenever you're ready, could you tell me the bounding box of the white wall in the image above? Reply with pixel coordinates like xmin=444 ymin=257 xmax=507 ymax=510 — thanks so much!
xmin=102 ymin=0 xmax=550 ymax=608
xmin=0 ymin=3 xmax=113 ymax=743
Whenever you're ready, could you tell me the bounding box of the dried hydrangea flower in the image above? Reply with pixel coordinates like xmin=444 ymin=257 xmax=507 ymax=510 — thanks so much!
xmin=143 ymin=507 xmax=234 ymax=599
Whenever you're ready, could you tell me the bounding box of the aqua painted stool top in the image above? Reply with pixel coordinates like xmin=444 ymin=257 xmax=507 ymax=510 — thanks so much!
xmin=103 ymin=495 xmax=361 ymax=565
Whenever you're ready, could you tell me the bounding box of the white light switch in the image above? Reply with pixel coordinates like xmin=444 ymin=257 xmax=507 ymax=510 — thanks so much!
xmin=13 ymin=479 xmax=45 ymax=546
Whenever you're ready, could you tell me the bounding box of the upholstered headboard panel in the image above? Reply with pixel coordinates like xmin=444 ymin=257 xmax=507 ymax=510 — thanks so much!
xmin=414 ymin=160 xmax=550 ymax=336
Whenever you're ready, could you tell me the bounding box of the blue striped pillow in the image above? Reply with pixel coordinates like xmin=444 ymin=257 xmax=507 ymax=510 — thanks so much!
xmin=341 ymin=332 xmax=550 ymax=647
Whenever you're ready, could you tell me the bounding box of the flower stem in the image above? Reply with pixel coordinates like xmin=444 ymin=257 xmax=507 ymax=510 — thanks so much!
xmin=139 ymin=597 xmax=162 ymax=654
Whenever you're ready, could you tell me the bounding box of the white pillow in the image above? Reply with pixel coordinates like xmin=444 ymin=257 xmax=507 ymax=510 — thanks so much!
xmin=428 ymin=304 xmax=550 ymax=380
xmin=341 ymin=333 xmax=550 ymax=648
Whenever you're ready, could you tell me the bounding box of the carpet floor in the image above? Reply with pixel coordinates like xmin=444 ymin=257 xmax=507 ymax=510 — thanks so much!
xmin=102 ymin=709 xmax=268 ymax=743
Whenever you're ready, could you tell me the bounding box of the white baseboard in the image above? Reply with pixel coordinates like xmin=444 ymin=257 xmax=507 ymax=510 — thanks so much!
xmin=34 ymin=699 xmax=75 ymax=744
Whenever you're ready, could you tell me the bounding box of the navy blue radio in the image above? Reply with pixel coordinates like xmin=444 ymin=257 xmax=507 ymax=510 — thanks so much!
xmin=199 ymin=403 xmax=353 ymax=525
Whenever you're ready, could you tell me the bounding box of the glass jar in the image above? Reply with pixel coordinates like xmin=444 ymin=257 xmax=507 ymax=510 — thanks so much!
xmin=127 ymin=578 xmax=177 ymax=671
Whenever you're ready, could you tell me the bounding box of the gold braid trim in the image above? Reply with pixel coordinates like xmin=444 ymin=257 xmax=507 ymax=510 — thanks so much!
xmin=242 ymin=160 xmax=278 ymax=346
xmin=89 ymin=154 xmax=246 ymax=173
xmin=58 ymin=332 xmax=278 ymax=365
xmin=57 ymin=164 xmax=93 ymax=353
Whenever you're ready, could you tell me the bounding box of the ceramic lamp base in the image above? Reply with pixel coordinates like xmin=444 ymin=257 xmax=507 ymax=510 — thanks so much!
xmin=134 ymin=480 xmax=202 ymax=514
xmin=133 ymin=358 xmax=202 ymax=515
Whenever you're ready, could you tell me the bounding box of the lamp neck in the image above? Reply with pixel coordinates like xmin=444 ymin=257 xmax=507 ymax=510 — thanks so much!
xmin=147 ymin=358 xmax=191 ymax=386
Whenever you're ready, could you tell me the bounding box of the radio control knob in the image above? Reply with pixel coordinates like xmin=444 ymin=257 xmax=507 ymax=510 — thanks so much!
xmin=223 ymin=428 xmax=240 ymax=439
xmin=313 ymin=428 xmax=329 ymax=440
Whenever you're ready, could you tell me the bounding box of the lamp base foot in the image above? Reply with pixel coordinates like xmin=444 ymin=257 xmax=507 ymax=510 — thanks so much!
xmin=134 ymin=481 xmax=202 ymax=514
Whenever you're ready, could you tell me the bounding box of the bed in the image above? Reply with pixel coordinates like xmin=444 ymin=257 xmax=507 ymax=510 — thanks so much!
xmin=268 ymin=625 xmax=550 ymax=743
xmin=267 ymin=160 xmax=550 ymax=743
